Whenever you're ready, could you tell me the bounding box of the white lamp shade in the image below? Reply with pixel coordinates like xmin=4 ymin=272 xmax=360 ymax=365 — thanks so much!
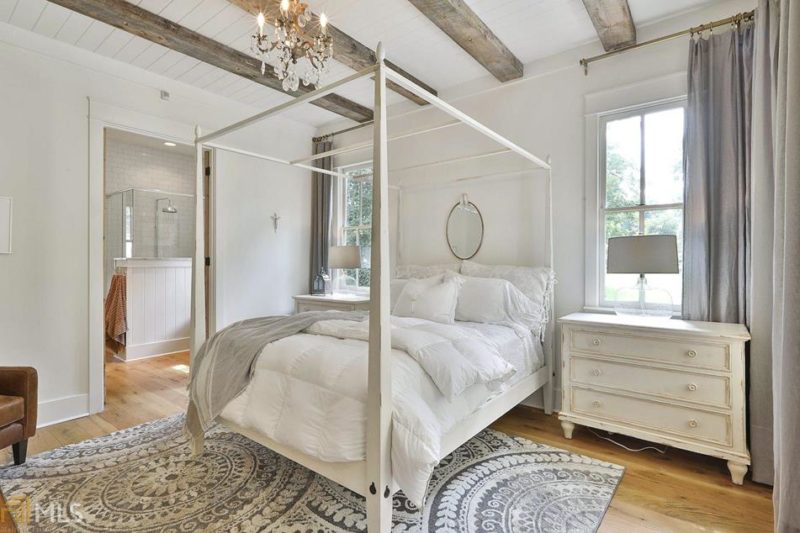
xmin=607 ymin=235 xmax=679 ymax=274
xmin=329 ymin=245 xmax=362 ymax=269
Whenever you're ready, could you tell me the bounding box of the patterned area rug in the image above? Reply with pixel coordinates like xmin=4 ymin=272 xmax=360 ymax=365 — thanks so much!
xmin=0 ymin=415 xmax=623 ymax=532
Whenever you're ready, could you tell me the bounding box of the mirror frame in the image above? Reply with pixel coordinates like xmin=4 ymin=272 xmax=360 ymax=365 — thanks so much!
xmin=446 ymin=200 xmax=484 ymax=260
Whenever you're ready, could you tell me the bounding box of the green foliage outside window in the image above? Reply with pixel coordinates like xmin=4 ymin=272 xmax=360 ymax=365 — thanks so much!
xmin=603 ymin=106 xmax=685 ymax=306
xmin=340 ymin=166 xmax=373 ymax=290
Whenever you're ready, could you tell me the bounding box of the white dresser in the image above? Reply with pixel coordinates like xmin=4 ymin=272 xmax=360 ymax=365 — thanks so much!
xmin=294 ymin=293 xmax=370 ymax=313
xmin=558 ymin=313 xmax=751 ymax=484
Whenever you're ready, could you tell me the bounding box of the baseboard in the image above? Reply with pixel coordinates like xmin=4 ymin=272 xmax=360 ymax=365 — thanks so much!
xmin=123 ymin=337 xmax=189 ymax=360
xmin=37 ymin=394 xmax=89 ymax=428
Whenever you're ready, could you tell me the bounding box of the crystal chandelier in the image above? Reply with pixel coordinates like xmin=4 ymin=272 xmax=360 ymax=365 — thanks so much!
xmin=251 ymin=0 xmax=333 ymax=92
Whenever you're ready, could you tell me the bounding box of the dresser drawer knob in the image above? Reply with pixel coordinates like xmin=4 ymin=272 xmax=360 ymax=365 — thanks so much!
xmin=688 ymin=419 xmax=699 ymax=428
xmin=687 ymin=383 xmax=698 ymax=391
xmin=591 ymin=400 xmax=602 ymax=408
xmin=686 ymin=349 xmax=698 ymax=358
xmin=591 ymin=368 xmax=603 ymax=377
xmin=591 ymin=338 xmax=602 ymax=346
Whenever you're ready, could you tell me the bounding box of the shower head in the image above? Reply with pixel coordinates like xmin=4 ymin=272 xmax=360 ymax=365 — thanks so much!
xmin=157 ymin=197 xmax=178 ymax=214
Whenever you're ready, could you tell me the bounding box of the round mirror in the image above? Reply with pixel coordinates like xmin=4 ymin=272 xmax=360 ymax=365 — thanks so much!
xmin=446 ymin=200 xmax=484 ymax=260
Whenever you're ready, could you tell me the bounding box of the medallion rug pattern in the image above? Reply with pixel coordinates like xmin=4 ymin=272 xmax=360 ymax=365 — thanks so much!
xmin=0 ymin=415 xmax=623 ymax=532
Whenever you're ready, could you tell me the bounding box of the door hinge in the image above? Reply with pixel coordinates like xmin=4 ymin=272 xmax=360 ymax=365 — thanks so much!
xmin=205 ymin=257 xmax=211 ymax=266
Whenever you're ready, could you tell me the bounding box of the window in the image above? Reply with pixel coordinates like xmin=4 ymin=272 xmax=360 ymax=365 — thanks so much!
xmin=600 ymin=102 xmax=685 ymax=310
xmin=337 ymin=164 xmax=373 ymax=291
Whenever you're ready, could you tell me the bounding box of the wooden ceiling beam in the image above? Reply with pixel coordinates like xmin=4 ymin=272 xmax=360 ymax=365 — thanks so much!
xmin=229 ymin=0 xmax=437 ymax=105
xmin=48 ymin=0 xmax=373 ymax=122
xmin=406 ymin=0 xmax=522 ymax=82
xmin=581 ymin=0 xmax=637 ymax=52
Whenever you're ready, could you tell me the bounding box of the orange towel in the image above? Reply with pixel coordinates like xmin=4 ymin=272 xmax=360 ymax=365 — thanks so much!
xmin=105 ymin=273 xmax=127 ymax=353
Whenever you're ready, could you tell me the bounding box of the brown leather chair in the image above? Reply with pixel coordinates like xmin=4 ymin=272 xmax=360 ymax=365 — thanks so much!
xmin=0 ymin=368 xmax=37 ymax=465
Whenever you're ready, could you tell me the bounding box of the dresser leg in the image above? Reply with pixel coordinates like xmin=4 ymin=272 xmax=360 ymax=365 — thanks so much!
xmin=560 ymin=420 xmax=575 ymax=439
xmin=727 ymin=460 xmax=748 ymax=485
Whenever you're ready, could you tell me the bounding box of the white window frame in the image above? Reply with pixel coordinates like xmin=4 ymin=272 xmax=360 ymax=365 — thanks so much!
xmin=332 ymin=160 xmax=373 ymax=294
xmin=586 ymin=96 xmax=687 ymax=312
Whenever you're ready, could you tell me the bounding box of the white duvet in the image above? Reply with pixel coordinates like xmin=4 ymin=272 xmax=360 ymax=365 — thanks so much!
xmin=220 ymin=315 xmax=541 ymax=506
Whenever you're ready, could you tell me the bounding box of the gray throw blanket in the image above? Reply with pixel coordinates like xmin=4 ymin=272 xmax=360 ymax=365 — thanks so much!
xmin=184 ymin=311 xmax=367 ymax=454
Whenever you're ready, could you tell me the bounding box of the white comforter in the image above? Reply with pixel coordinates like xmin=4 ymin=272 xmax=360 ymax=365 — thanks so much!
xmin=220 ymin=316 xmax=540 ymax=505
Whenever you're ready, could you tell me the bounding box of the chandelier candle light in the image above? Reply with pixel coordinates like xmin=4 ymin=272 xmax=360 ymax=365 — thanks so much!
xmin=252 ymin=0 xmax=333 ymax=92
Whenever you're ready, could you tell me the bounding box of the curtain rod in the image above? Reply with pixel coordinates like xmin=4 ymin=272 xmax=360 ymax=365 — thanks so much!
xmin=313 ymin=119 xmax=375 ymax=143
xmin=579 ymin=10 xmax=754 ymax=75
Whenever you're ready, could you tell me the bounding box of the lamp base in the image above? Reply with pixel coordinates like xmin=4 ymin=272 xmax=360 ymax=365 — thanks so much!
xmin=613 ymin=276 xmax=673 ymax=320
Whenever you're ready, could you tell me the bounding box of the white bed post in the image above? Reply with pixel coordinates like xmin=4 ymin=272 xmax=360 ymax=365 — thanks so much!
xmin=366 ymin=42 xmax=393 ymax=533
xmin=190 ymin=127 xmax=206 ymax=365
xmin=542 ymin=158 xmax=555 ymax=415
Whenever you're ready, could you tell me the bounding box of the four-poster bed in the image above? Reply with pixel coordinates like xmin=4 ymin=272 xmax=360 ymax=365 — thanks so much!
xmin=188 ymin=44 xmax=554 ymax=532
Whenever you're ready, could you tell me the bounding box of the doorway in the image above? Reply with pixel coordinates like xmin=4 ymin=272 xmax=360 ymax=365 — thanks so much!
xmin=101 ymin=128 xmax=211 ymax=406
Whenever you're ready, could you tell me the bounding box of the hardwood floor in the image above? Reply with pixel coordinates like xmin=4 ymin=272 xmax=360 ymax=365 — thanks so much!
xmin=0 ymin=353 xmax=772 ymax=532
xmin=494 ymin=410 xmax=773 ymax=532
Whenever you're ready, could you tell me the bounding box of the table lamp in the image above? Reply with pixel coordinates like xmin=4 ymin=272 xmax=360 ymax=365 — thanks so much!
xmin=607 ymin=235 xmax=679 ymax=319
xmin=329 ymin=245 xmax=362 ymax=294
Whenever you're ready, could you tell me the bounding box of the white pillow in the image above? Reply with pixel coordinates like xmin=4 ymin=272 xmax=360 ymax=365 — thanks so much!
xmin=394 ymin=263 xmax=460 ymax=279
xmin=455 ymin=276 xmax=540 ymax=329
xmin=460 ymin=261 xmax=555 ymax=311
xmin=390 ymin=279 xmax=408 ymax=310
xmin=393 ymin=274 xmax=462 ymax=324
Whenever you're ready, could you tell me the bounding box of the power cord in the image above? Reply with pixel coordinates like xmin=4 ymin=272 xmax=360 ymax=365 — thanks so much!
xmin=588 ymin=428 xmax=668 ymax=454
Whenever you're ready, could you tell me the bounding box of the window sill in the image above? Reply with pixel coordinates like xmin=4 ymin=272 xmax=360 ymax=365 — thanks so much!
xmin=583 ymin=305 xmax=683 ymax=318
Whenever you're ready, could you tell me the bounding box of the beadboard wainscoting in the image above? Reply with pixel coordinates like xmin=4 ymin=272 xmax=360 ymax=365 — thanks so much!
xmin=116 ymin=258 xmax=192 ymax=360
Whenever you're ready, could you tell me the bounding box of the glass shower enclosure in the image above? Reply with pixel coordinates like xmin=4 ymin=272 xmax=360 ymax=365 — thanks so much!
xmin=104 ymin=188 xmax=195 ymax=287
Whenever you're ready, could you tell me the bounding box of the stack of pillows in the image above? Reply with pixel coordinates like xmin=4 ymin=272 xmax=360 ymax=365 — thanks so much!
xmin=391 ymin=260 xmax=555 ymax=339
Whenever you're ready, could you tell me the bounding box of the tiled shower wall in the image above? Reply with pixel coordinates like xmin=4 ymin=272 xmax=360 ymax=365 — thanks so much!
xmin=105 ymin=139 xmax=195 ymax=195
xmin=104 ymin=135 xmax=195 ymax=291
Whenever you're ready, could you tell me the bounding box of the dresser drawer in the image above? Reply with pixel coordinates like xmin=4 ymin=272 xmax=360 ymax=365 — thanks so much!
xmin=571 ymin=357 xmax=730 ymax=408
xmin=571 ymin=329 xmax=730 ymax=371
xmin=571 ymin=388 xmax=731 ymax=447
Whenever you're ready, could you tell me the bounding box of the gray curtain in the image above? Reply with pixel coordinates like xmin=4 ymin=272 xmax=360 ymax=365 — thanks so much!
xmin=309 ymin=139 xmax=333 ymax=292
xmin=683 ymin=24 xmax=754 ymax=323
xmin=749 ymin=0 xmax=779 ymax=489
xmin=750 ymin=0 xmax=800 ymax=529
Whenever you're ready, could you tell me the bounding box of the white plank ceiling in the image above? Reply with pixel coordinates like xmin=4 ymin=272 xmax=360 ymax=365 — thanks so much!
xmin=1 ymin=0 xmax=721 ymax=128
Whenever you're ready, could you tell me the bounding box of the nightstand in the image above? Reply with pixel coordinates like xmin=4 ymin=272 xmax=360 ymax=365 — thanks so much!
xmin=558 ymin=312 xmax=751 ymax=485
xmin=294 ymin=294 xmax=370 ymax=313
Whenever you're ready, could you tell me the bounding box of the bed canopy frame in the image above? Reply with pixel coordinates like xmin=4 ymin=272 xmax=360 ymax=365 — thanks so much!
xmin=190 ymin=44 xmax=554 ymax=532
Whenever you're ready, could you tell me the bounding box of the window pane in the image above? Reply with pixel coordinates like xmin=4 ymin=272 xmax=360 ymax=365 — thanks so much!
xmin=604 ymin=211 xmax=640 ymax=303
xmin=345 ymin=178 xmax=361 ymax=227
xmin=340 ymin=166 xmax=372 ymax=291
xmin=340 ymin=269 xmax=358 ymax=289
xmin=645 ymin=108 xmax=684 ymax=205
xmin=605 ymin=210 xmax=639 ymax=239
xmin=360 ymin=179 xmax=372 ymax=226
xmin=358 ymin=268 xmax=371 ymax=288
xmin=343 ymin=228 xmax=358 ymax=246
xmin=358 ymin=229 xmax=371 ymax=267
xmin=645 ymin=209 xmax=683 ymax=306
xmin=605 ymin=116 xmax=641 ymax=208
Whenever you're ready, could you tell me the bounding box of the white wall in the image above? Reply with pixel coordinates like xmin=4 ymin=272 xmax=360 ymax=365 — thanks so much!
xmin=213 ymin=148 xmax=314 ymax=328
xmin=398 ymin=177 xmax=547 ymax=267
xmin=0 ymin=22 xmax=313 ymax=426
xmin=325 ymin=0 xmax=756 ymax=409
